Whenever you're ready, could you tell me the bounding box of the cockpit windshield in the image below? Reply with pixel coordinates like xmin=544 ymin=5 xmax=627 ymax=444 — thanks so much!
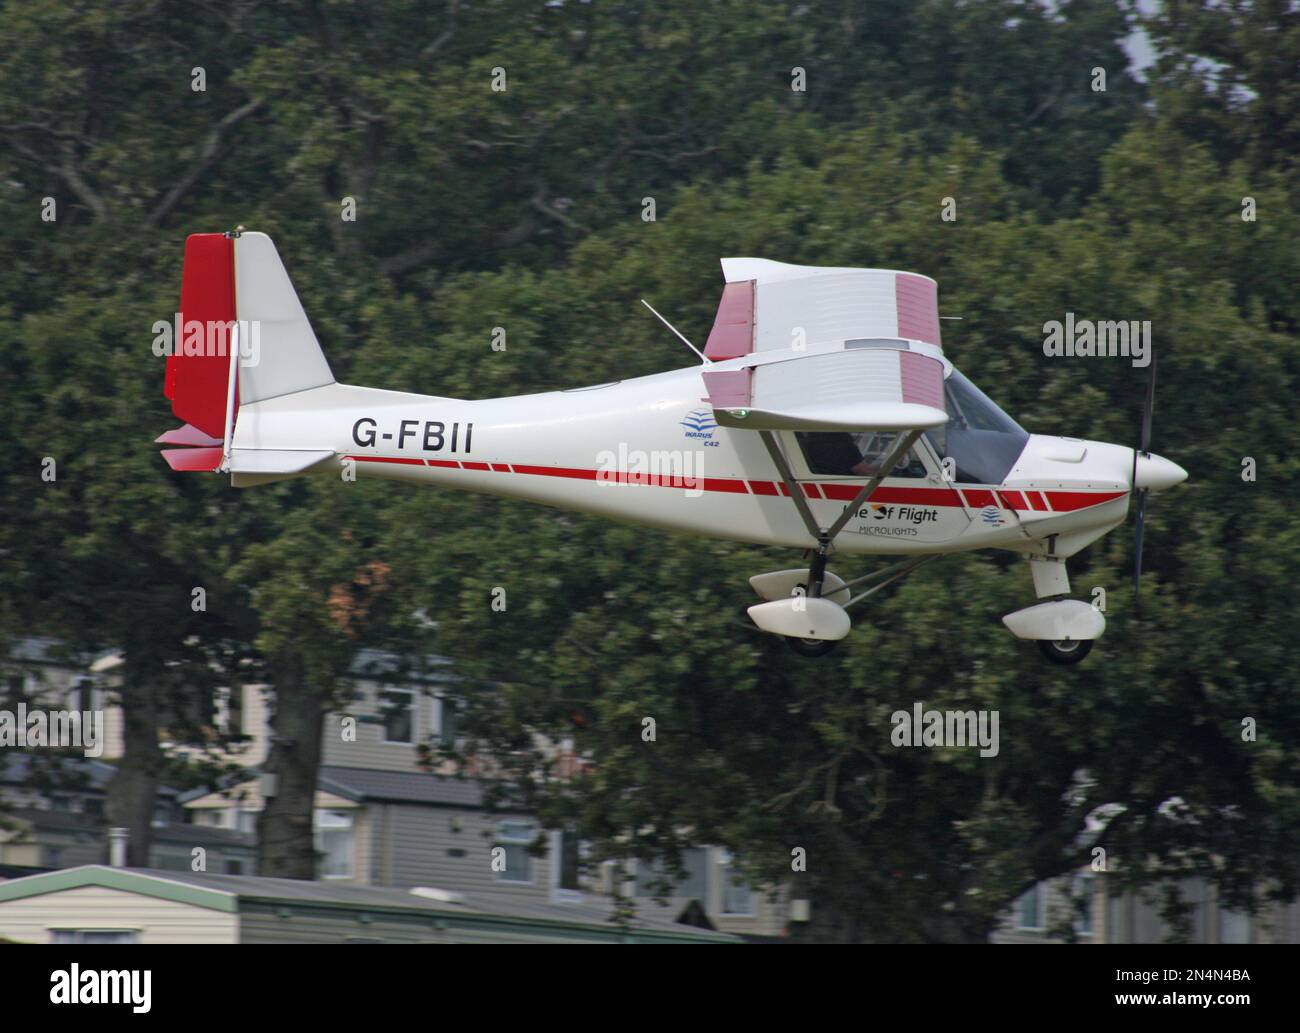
xmin=923 ymin=369 xmax=1028 ymax=485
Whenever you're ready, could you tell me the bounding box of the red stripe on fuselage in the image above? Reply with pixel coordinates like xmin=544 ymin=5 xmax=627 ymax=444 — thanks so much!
xmin=703 ymin=477 xmax=750 ymax=494
xmin=343 ymin=456 xmax=1124 ymax=512
xmin=510 ymin=463 xmax=596 ymax=480
xmin=343 ymin=454 xmax=424 ymax=466
xmin=1044 ymin=490 xmax=1126 ymax=511
xmin=819 ymin=484 xmax=963 ymax=507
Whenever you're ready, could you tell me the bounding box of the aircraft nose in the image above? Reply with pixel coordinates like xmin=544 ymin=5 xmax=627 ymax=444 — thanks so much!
xmin=1133 ymin=452 xmax=1187 ymax=492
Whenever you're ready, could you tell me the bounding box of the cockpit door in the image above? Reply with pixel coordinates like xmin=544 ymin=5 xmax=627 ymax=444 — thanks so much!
xmin=782 ymin=429 xmax=971 ymax=545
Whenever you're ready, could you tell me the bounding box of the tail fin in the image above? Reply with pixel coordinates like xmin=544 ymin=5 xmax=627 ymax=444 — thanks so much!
xmin=233 ymin=232 xmax=335 ymax=405
xmin=160 ymin=231 xmax=335 ymax=473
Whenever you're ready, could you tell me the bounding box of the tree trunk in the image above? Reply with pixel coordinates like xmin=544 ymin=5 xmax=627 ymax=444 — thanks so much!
xmin=256 ymin=656 xmax=326 ymax=879
xmin=105 ymin=663 xmax=162 ymax=868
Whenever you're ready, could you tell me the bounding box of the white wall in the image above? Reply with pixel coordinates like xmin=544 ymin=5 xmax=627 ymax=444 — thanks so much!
xmin=0 ymin=885 xmax=237 ymax=944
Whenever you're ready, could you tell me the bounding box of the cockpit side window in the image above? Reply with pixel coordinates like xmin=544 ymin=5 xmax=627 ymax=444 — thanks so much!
xmin=796 ymin=431 xmax=928 ymax=478
xmin=923 ymin=369 xmax=1029 ymax=484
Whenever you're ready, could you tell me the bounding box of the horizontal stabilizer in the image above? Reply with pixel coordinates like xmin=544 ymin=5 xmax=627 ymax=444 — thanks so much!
xmin=161 ymin=446 xmax=223 ymax=472
xmin=228 ymin=449 xmax=336 ymax=475
xmin=156 ymin=424 xmax=223 ymax=447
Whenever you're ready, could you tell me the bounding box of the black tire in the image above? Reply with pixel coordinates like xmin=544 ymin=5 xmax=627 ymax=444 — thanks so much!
xmin=1038 ymin=638 xmax=1093 ymax=665
xmin=786 ymin=636 xmax=838 ymax=658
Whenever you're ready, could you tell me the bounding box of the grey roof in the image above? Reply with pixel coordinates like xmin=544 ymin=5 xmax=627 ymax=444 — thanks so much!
xmin=318 ymin=766 xmax=508 ymax=810
xmin=0 ymin=807 xmax=104 ymax=835
xmin=453 ymin=890 xmax=708 ymax=934
xmin=0 ymin=754 xmax=178 ymax=798
xmin=152 ymin=822 xmax=257 ymax=849
xmin=127 ymin=867 xmax=731 ymax=938
xmin=1 ymin=808 xmax=255 ymax=849
xmin=0 ymin=865 xmax=738 ymax=941
xmin=179 ymin=765 xmax=516 ymax=813
xmin=121 ymin=866 xmax=482 ymax=913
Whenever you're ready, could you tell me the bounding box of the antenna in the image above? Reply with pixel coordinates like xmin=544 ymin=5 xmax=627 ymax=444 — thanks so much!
xmin=640 ymin=299 xmax=710 ymax=364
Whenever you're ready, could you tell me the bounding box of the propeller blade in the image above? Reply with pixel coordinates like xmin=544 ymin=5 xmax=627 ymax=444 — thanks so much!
xmin=1140 ymin=350 xmax=1157 ymax=455
xmin=1132 ymin=351 xmax=1157 ymax=600
xmin=1133 ymin=489 xmax=1148 ymax=597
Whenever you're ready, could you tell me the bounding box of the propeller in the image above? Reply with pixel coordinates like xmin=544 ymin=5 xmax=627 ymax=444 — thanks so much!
xmin=1131 ymin=351 xmax=1157 ymax=597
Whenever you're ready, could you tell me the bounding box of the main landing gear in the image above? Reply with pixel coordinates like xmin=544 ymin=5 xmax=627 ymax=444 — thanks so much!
xmin=746 ymin=429 xmax=930 ymax=658
xmin=747 ymin=553 xmax=937 ymax=658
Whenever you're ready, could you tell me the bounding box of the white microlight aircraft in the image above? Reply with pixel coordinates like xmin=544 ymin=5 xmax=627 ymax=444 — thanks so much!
xmin=159 ymin=232 xmax=1186 ymax=663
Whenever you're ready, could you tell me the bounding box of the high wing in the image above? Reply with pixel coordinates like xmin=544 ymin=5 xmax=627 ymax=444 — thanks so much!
xmin=699 ymin=258 xmax=949 ymax=432
xmin=702 ymin=347 xmax=947 ymax=431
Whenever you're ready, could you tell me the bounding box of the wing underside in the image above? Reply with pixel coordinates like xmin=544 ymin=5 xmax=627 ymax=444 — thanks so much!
xmin=704 ymin=347 xmax=947 ymax=432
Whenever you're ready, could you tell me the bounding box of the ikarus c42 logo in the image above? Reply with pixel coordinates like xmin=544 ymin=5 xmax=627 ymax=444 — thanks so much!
xmin=680 ymin=409 xmax=720 ymax=445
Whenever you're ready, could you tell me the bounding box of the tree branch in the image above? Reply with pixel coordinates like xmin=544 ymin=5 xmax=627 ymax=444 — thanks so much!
xmin=57 ymin=139 xmax=108 ymax=220
xmin=422 ymin=0 xmax=460 ymax=59
xmin=146 ymin=97 xmax=263 ymax=227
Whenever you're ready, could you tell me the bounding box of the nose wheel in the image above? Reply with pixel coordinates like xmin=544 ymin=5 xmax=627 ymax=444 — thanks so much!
xmin=1038 ymin=638 xmax=1093 ymax=665
xmin=786 ymin=636 xmax=838 ymax=658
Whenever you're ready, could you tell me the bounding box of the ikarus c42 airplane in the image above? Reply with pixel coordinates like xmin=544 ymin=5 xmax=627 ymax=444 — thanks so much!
xmin=158 ymin=232 xmax=1186 ymax=663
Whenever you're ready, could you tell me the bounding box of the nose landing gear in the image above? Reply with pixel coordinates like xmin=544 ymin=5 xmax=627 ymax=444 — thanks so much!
xmin=1003 ymin=558 xmax=1104 ymax=665
xmin=1037 ymin=638 xmax=1093 ymax=665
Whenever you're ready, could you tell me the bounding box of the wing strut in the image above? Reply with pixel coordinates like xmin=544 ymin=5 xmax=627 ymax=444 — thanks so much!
xmin=759 ymin=431 xmax=821 ymax=541
xmin=759 ymin=429 xmax=924 ymax=600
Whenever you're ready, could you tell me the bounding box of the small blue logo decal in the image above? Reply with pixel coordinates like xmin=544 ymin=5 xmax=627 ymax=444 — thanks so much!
xmin=681 ymin=409 xmax=718 ymax=440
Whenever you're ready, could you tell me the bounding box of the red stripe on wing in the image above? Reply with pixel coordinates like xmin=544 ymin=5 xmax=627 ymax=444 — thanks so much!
xmin=898 ymin=350 xmax=945 ymax=410
xmin=895 ymin=273 xmax=941 ymax=346
xmin=704 ymin=280 xmax=755 ymax=361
